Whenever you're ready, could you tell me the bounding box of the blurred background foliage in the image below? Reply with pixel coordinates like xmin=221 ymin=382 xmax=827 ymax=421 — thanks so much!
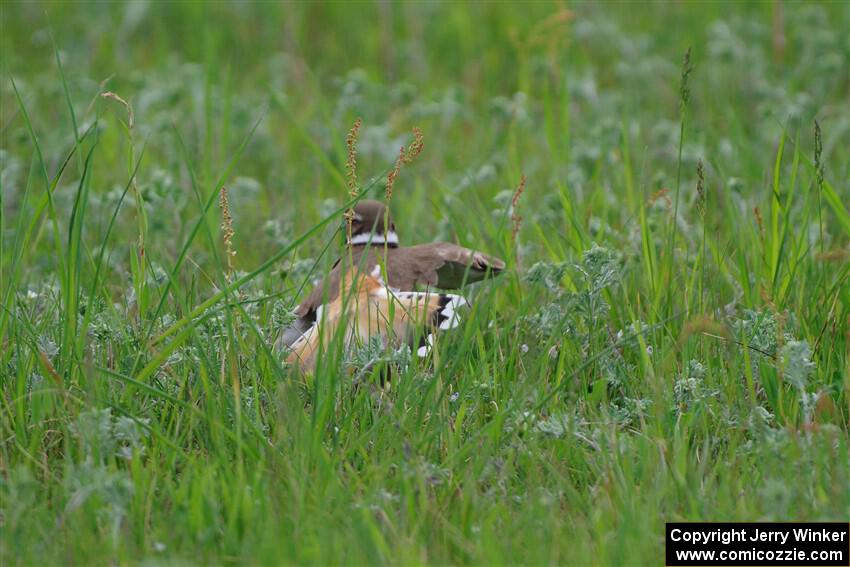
xmin=3 ymin=3 xmax=847 ymax=261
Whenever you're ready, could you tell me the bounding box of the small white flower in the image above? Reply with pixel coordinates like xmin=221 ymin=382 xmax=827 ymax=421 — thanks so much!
xmin=646 ymin=345 xmax=654 ymax=355
xmin=27 ymin=290 xmax=38 ymax=300
xmin=449 ymin=392 xmax=459 ymax=403
xmin=520 ymin=344 xmax=529 ymax=353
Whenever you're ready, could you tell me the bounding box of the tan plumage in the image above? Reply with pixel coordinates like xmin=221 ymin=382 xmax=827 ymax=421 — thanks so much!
xmin=286 ymin=266 xmax=467 ymax=373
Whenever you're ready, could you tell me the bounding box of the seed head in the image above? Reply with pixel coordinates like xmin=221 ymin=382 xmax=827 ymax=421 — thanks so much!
xmin=696 ymin=159 xmax=706 ymax=216
xmin=679 ymin=47 xmax=694 ymax=109
xmin=219 ymin=186 xmax=236 ymax=280
xmin=345 ymin=118 xmax=363 ymax=244
xmin=345 ymin=118 xmax=362 ymax=198
xmin=510 ymin=174 xmax=526 ymax=244
xmin=385 ymin=127 xmax=425 ymax=201
xmin=814 ymin=120 xmax=824 ymax=191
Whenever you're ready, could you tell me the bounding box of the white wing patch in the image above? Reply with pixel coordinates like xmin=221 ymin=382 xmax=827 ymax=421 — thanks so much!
xmin=416 ymin=293 xmax=468 ymax=358
xmin=417 ymin=334 xmax=434 ymax=358
xmin=438 ymin=295 xmax=466 ymax=329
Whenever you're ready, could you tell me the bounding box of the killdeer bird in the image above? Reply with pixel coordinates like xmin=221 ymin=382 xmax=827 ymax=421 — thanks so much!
xmin=278 ymin=199 xmax=504 ymax=348
xmin=286 ymin=266 xmax=467 ymax=373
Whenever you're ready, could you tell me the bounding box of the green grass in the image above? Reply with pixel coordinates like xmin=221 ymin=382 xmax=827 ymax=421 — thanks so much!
xmin=2 ymin=1 xmax=849 ymax=565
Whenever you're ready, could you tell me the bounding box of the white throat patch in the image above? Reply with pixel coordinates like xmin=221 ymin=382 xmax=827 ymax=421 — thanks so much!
xmin=349 ymin=231 xmax=399 ymax=246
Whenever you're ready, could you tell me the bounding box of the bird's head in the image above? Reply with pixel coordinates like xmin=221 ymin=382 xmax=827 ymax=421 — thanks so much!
xmin=346 ymin=200 xmax=398 ymax=247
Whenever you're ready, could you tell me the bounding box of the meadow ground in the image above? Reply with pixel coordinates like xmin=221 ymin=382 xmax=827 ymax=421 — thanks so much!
xmin=1 ymin=1 xmax=849 ymax=565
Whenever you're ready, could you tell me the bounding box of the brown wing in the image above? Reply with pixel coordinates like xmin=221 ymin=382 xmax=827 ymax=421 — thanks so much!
xmin=296 ymin=243 xmax=502 ymax=314
xmin=400 ymin=242 xmax=506 ymax=289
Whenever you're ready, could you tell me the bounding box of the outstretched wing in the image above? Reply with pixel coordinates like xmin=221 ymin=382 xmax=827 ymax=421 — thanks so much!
xmin=404 ymin=243 xmax=505 ymax=289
